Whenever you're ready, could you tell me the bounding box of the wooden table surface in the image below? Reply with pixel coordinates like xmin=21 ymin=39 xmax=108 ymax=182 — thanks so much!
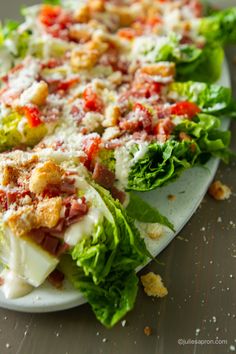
xmin=0 ymin=2 xmax=236 ymax=354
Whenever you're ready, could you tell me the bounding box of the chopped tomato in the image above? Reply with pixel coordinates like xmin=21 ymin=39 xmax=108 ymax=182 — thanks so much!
xmin=56 ymin=78 xmax=79 ymax=92
xmin=82 ymin=135 xmax=101 ymax=170
xmin=6 ymin=190 xmax=31 ymax=208
xmin=117 ymin=28 xmax=136 ymax=40
xmin=41 ymin=58 xmax=62 ymax=69
xmin=83 ymin=87 xmax=104 ymax=113
xmin=170 ymin=101 xmax=201 ymax=119
xmin=23 ymin=105 xmax=42 ymax=128
xmin=146 ymin=16 xmax=162 ymax=28
xmin=39 ymin=5 xmax=72 ymax=39
xmin=188 ymin=0 xmax=203 ymax=18
xmin=120 ymin=103 xmax=153 ymax=133
xmin=133 ymin=103 xmax=153 ymax=133
xmin=153 ymin=118 xmax=175 ymax=137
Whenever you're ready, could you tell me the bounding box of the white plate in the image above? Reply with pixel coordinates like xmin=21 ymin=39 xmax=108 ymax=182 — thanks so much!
xmin=0 ymin=61 xmax=230 ymax=313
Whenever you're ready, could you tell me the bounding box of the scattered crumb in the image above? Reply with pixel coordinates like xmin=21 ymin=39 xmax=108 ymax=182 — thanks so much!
xmin=230 ymin=345 xmax=235 ymax=352
xmin=212 ymin=316 xmax=216 ymax=323
xmin=167 ymin=194 xmax=176 ymax=201
xmin=121 ymin=320 xmax=127 ymax=327
xmin=144 ymin=326 xmax=152 ymax=336
xmin=5 ymin=343 xmax=10 ymax=349
xmin=138 ymin=222 xmax=163 ymax=240
xmin=102 ymin=338 xmax=107 ymax=343
xmin=96 ymin=332 xmax=100 ymax=336
xmin=141 ymin=272 xmax=168 ymax=298
xmin=208 ymin=180 xmax=231 ymax=201
xmin=217 ymin=216 xmax=222 ymax=223
xmin=195 ymin=328 xmax=200 ymax=336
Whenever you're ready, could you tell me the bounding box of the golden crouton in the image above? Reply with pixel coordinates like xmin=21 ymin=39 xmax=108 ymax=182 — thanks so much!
xmin=141 ymin=272 xmax=168 ymax=298
xmin=36 ymin=197 xmax=62 ymax=228
xmin=69 ymin=25 xmax=91 ymax=43
xmin=88 ymin=0 xmax=105 ymax=12
xmin=140 ymin=63 xmax=176 ymax=78
xmin=71 ymin=40 xmax=108 ymax=70
xmin=107 ymin=5 xmax=134 ymax=26
xmin=30 ymin=81 xmax=49 ymax=106
xmin=29 ymin=161 xmax=63 ymax=195
xmin=102 ymin=106 xmax=120 ymax=128
xmin=7 ymin=206 xmax=38 ymax=237
xmin=208 ymin=180 xmax=232 ymax=201
xmin=74 ymin=4 xmax=90 ymax=23
xmin=1 ymin=166 xmax=19 ymax=186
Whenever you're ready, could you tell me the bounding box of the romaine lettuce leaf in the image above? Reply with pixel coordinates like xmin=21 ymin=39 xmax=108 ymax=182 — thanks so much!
xmin=128 ymin=114 xmax=231 ymax=191
xmin=60 ymin=184 xmax=149 ymax=327
xmin=126 ymin=192 xmax=175 ymax=231
xmin=169 ymin=81 xmax=231 ymax=114
xmin=176 ymin=43 xmax=224 ymax=84
xmin=200 ymin=7 xmax=236 ymax=45
xmin=0 ymin=112 xmax=47 ymax=152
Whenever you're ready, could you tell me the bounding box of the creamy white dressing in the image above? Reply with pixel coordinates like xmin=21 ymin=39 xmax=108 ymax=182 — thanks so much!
xmin=64 ymin=207 xmax=101 ymax=246
xmin=115 ymin=141 xmax=149 ymax=187
xmin=1 ymin=269 xmax=33 ymax=299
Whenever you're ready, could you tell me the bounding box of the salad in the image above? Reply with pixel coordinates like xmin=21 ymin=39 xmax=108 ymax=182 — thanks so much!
xmin=0 ymin=0 xmax=235 ymax=327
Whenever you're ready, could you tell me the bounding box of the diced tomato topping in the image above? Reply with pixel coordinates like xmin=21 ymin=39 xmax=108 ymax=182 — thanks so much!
xmin=117 ymin=28 xmax=136 ymax=40
xmin=82 ymin=135 xmax=101 ymax=169
xmin=153 ymin=117 xmax=175 ymax=137
xmin=170 ymin=101 xmax=201 ymax=119
xmin=133 ymin=103 xmax=153 ymax=133
xmin=83 ymin=87 xmax=104 ymax=113
xmin=23 ymin=105 xmax=42 ymax=128
xmin=56 ymin=78 xmax=79 ymax=92
xmin=41 ymin=58 xmax=62 ymax=69
xmin=6 ymin=190 xmax=31 ymax=208
xmin=187 ymin=0 xmax=203 ymax=17
xmin=39 ymin=5 xmax=72 ymax=39
xmin=146 ymin=16 xmax=162 ymax=28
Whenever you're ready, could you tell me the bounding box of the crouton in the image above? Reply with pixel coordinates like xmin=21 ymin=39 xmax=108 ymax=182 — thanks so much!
xmin=141 ymin=272 xmax=168 ymax=298
xmin=208 ymin=180 xmax=231 ymax=201
xmin=36 ymin=197 xmax=62 ymax=228
xmin=29 ymin=161 xmax=63 ymax=195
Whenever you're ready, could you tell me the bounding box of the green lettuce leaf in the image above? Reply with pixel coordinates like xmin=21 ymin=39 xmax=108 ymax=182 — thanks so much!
xmin=176 ymin=43 xmax=224 ymax=84
xmin=60 ymin=184 xmax=149 ymax=327
xmin=199 ymin=7 xmax=236 ymax=45
xmin=128 ymin=114 xmax=231 ymax=191
xmin=126 ymin=192 xmax=175 ymax=231
xmin=0 ymin=112 xmax=47 ymax=152
xmin=168 ymin=81 xmax=232 ymax=114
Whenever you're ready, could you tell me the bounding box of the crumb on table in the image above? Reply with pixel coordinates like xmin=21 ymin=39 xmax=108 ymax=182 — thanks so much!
xmin=144 ymin=326 xmax=152 ymax=336
xmin=141 ymin=272 xmax=168 ymax=298
xmin=167 ymin=194 xmax=176 ymax=201
xmin=208 ymin=180 xmax=231 ymax=201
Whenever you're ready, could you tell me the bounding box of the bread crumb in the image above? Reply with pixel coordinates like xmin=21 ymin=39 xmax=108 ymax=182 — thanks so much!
xmin=144 ymin=326 xmax=152 ymax=336
xmin=208 ymin=180 xmax=231 ymax=201
xmin=141 ymin=272 xmax=168 ymax=298
xmin=168 ymin=194 xmax=176 ymax=201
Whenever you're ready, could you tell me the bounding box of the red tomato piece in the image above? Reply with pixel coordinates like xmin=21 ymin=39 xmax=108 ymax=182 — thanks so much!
xmin=82 ymin=136 xmax=101 ymax=169
xmin=23 ymin=105 xmax=42 ymax=128
xmin=153 ymin=118 xmax=175 ymax=137
xmin=133 ymin=103 xmax=153 ymax=133
xmin=117 ymin=28 xmax=136 ymax=40
xmin=83 ymin=87 xmax=104 ymax=113
xmin=39 ymin=5 xmax=72 ymax=39
xmin=56 ymin=78 xmax=79 ymax=92
xmin=170 ymin=101 xmax=201 ymax=119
